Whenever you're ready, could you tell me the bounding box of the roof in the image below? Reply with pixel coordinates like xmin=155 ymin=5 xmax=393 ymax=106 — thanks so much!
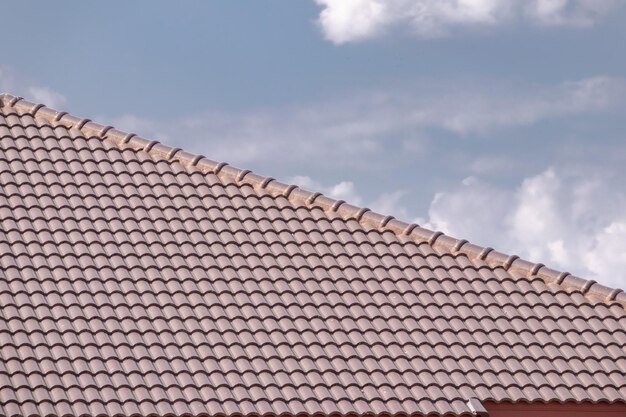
xmin=0 ymin=92 xmax=624 ymax=417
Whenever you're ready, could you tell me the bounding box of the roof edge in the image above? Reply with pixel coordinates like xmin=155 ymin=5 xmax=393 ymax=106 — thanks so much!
xmin=1 ymin=93 xmax=624 ymax=307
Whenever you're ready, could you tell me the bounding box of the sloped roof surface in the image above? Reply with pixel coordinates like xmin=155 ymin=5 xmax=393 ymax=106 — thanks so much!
xmin=0 ymin=93 xmax=625 ymax=417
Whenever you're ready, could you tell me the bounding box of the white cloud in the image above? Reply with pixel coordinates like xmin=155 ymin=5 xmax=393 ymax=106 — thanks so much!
xmin=25 ymin=86 xmax=67 ymax=109
xmin=423 ymin=167 xmax=626 ymax=289
xmin=315 ymin=0 xmax=391 ymax=44
xmin=584 ymin=222 xmax=626 ymax=283
xmin=0 ymin=65 xmax=66 ymax=108
xmin=289 ymin=175 xmax=364 ymax=205
xmin=422 ymin=76 xmax=624 ymax=135
xmin=424 ymin=176 xmax=511 ymax=244
xmin=526 ymin=0 xmax=621 ymax=27
xmin=288 ymin=175 xmax=422 ymax=224
xmin=314 ymin=0 xmax=622 ymax=43
xmin=369 ymin=189 xmax=414 ymax=220
xmin=108 ymin=76 xmax=625 ymax=168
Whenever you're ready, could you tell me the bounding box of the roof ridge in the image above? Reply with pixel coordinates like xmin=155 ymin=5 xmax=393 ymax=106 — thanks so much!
xmin=1 ymin=93 xmax=624 ymax=307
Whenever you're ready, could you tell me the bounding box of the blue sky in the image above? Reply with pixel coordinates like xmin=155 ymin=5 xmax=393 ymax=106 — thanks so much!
xmin=2 ymin=0 xmax=626 ymax=288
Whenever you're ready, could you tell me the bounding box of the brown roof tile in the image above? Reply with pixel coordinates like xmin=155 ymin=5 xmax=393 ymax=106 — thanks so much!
xmin=0 ymin=92 xmax=625 ymax=417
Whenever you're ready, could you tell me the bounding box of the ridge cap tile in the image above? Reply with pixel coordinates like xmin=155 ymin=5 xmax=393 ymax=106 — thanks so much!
xmin=0 ymin=92 xmax=625 ymax=417
xmin=0 ymin=92 xmax=624 ymax=307
xmin=0 ymin=96 xmax=617 ymax=301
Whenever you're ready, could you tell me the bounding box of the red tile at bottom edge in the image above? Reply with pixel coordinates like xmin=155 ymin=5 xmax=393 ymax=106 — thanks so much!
xmin=483 ymin=401 xmax=626 ymax=417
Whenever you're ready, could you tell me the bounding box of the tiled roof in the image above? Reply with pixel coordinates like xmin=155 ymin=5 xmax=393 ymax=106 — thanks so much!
xmin=0 ymin=92 xmax=624 ymax=417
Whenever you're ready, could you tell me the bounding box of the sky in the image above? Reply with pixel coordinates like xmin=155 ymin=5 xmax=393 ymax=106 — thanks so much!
xmin=1 ymin=0 xmax=626 ymax=288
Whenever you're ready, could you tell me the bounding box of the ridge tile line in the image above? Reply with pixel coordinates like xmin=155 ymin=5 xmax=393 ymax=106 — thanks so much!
xmin=0 ymin=93 xmax=623 ymax=307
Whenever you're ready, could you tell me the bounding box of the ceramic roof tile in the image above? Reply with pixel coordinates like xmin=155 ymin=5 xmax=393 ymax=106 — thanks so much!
xmin=0 ymin=93 xmax=625 ymax=417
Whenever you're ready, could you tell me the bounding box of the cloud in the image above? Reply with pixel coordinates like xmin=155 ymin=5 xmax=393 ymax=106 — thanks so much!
xmin=526 ymin=0 xmax=621 ymax=27
xmin=0 ymin=65 xmax=66 ymax=108
xmin=289 ymin=175 xmax=365 ymax=205
xmin=314 ymin=0 xmax=622 ymax=43
xmin=107 ymin=76 xmax=625 ymax=169
xmin=423 ymin=167 xmax=626 ymax=289
xmin=25 ymin=87 xmax=67 ymax=109
xmin=288 ymin=175 xmax=421 ymax=223
xmin=411 ymin=76 xmax=624 ymax=135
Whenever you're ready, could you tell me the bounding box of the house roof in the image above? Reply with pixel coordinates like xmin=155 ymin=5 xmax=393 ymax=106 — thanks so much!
xmin=0 ymin=92 xmax=624 ymax=417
